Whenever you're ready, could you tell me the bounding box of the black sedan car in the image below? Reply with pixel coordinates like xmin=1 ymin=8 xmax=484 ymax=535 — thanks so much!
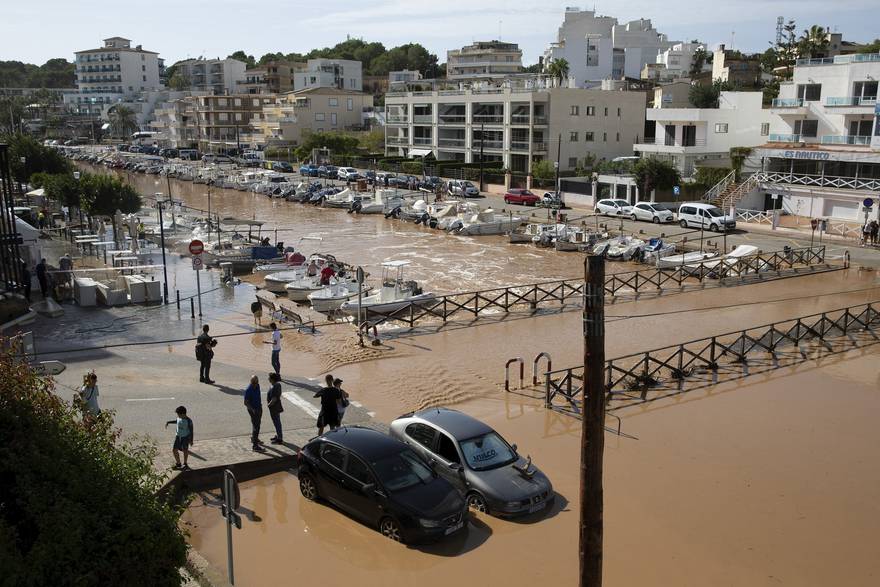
xmin=272 ymin=161 xmax=294 ymax=172
xmin=318 ymin=165 xmax=338 ymax=179
xmin=297 ymin=427 xmax=467 ymax=543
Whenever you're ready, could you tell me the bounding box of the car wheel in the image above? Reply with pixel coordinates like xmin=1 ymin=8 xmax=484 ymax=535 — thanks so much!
xmin=299 ymin=472 xmax=319 ymax=501
xmin=504 ymin=197 xmax=510 ymax=204
xmin=379 ymin=517 xmax=403 ymax=543
xmin=679 ymin=220 xmax=688 ymax=228
xmin=630 ymin=214 xmax=637 ymax=222
xmin=652 ymin=216 xmax=661 ymax=224
xmin=466 ymin=492 xmax=488 ymax=513
xmin=709 ymin=223 xmax=719 ymax=232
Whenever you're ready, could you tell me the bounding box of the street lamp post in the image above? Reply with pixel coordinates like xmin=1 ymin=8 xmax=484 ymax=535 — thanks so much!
xmin=156 ymin=192 xmax=170 ymax=304
xmin=73 ymin=171 xmax=84 ymax=240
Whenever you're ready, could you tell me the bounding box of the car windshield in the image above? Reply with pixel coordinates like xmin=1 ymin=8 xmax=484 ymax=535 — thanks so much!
xmin=459 ymin=432 xmax=517 ymax=471
xmin=371 ymin=449 xmax=434 ymax=492
xmin=463 ymin=182 xmax=474 ymax=188
xmin=614 ymin=200 xmax=630 ymax=206
xmin=705 ymin=207 xmax=723 ymax=217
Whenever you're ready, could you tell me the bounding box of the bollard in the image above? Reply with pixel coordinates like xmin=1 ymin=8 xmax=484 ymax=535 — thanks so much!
xmin=505 ymin=357 xmax=524 ymax=391
xmin=176 ymin=290 xmax=180 ymax=309
xmin=190 ymin=297 xmax=195 ymax=319
xmin=533 ymin=352 xmax=552 ymax=385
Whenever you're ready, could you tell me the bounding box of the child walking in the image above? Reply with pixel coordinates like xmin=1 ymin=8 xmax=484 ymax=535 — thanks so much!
xmin=165 ymin=406 xmax=194 ymax=470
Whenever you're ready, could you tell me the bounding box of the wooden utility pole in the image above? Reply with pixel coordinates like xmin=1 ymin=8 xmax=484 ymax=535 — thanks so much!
xmin=580 ymin=254 xmax=606 ymax=587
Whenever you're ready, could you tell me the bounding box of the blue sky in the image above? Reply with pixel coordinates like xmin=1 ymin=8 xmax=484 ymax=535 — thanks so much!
xmin=2 ymin=0 xmax=876 ymax=66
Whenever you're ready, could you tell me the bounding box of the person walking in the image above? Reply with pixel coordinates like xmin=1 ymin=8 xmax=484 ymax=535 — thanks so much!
xmin=861 ymin=219 xmax=872 ymax=246
xmin=165 ymin=405 xmax=194 ymax=470
xmin=79 ymin=372 xmax=100 ymax=415
xmin=263 ymin=322 xmax=282 ymax=376
xmin=335 ymin=377 xmax=350 ymax=425
xmin=244 ymin=375 xmax=264 ymax=451
xmin=314 ymin=374 xmax=341 ymax=435
xmin=35 ymin=258 xmax=48 ymax=299
xmin=870 ymin=220 xmax=879 ymax=246
xmin=266 ymin=372 xmax=284 ymax=444
xmin=20 ymin=261 xmax=31 ymax=302
xmin=196 ymin=325 xmax=216 ymax=384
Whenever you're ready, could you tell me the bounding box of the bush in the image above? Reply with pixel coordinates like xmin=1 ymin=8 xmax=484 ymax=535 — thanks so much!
xmin=79 ymin=173 xmax=142 ymax=216
xmin=0 ymin=349 xmax=187 ymax=585
xmin=6 ymin=133 xmax=71 ymax=182
xmin=531 ymin=159 xmax=555 ymax=180
xmin=693 ymin=167 xmax=732 ymax=188
xmin=401 ymin=161 xmax=423 ymax=174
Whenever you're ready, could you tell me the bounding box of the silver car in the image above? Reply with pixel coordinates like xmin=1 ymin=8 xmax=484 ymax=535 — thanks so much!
xmin=389 ymin=408 xmax=554 ymax=516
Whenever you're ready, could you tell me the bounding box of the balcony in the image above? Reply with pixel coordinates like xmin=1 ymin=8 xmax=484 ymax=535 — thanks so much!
xmin=533 ymin=115 xmax=548 ymax=125
xmin=386 ymin=136 xmax=410 ymax=146
xmin=412 ymin=114 xmax=433 ymax=123
xmin=510 ymin=141 xmax=530 ymax=151
xmin=438 ymin=138 xmax=466 ymax=148
xmin=474 ymin=140 xmax=504 ymax=149
xmin=532 ymin=142 xmax=548 ymax=152
xmin=771 ymin=98 xmax=804 ymax=108
xmin=510 ymin=114 xmax=531 ymax=124
xmin=634 ymin=137 xmax=707 ymax=150
xmin=820 ymin=135 xmax=872 ymax=146
xmin=472 ymin=114 xmax=504 ymax=124
xmin=386 ymin=115 xmax=409 ymax=124
xmin=796 ymin=53 xmax=880 ymax=66
xmin=768 ymin=133 xmax=802 ymax=142
xmin=412 ymin=137 xmax=433 ymax=145
xmin=826 ymin=96 xmax=877 ymax=107
xmin=438 ymin=114 xmax=466 ymax=124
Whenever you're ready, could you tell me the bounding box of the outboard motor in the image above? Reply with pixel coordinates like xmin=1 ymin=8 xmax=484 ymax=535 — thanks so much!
xmin=348 ymin=200 xmax=362 ymax=214
xmin=428 ymin=216 xmax=439 ymax=229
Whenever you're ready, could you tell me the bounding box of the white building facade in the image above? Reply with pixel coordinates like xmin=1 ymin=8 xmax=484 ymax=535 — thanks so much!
xmin=172 ymin=58 xmax=247 ymax=95
xmin=634 ymin=92 xmax=775 ymax=177
xmin=65 ymin=37 xmax=163 ymax=116
xmin=447 ymin=41 xmax=523 ymax=80
xmin=294 ymin=59 xmax=362 ymax=92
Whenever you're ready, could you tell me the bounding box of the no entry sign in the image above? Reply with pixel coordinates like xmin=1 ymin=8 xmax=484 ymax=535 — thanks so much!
xmin=189 ymin=239 xmax=204 ymax=255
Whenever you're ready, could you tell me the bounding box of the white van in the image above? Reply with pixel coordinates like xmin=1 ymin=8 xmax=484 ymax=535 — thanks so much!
xmin=677 ymin=203 xmax=736 ymax=232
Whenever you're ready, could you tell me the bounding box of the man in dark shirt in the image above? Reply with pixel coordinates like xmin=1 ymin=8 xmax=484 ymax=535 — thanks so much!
xmin=314 ymin=374 xmax=341 ymax=435
xmin=196 ymin=324 xmax=215 ymax=384
xmin=244 ymin=375 xmax=263 ymax=451
xmin=35 ymin=259 xmax=48 ymax=299
xmin=266 ymin=372 xmax=284 ymax=444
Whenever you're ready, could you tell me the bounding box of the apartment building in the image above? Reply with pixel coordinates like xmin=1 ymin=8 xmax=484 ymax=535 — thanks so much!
xmin=447 ymin=41 xmax=523 ymax=80
xmin=172 ymin=58 xmax=246 ymax=95
xmin=195 ymin=94 xmax=277 ymax=153
xmin=744 ymin=53 xmax=880 ymax=223
xmin=634 ymin=91 xmax=774 ymax=177
xmin=151 ymin=97 xmax=201 ymax=148
xmin=651 ymin=42 xmax=707 ymax=81
xmin=294 ymin=59 xmax=362 ymax=91
xmin=237 ymin=61 xmax=300 ymax=94
xmin=384 ymin=77 xmax=646 ymax=174
xmin=251 ymin=87 xmax=373 ymax=148
xmin=711 ymin=46 xmax=762 ymax=86
xmin=65 ymin=37 xmax=163 ymax=116
xmin=543 ymin=8 xmax=677 ymax=86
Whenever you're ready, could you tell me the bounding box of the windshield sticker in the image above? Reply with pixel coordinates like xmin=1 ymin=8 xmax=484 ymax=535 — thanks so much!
xmin=471 ymin=449 xmax=497 ymax=463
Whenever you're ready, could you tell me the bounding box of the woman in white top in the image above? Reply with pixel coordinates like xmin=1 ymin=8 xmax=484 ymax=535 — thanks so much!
xmin=79 ymin=372 xmax=100 ymax=415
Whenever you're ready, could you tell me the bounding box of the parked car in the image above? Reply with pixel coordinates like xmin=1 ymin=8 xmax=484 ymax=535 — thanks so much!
xmin=419 ymin=176 xmax=442 ymax=190
xmin=159 ymin=148 xmax=178 ymax=159
xmin=272 ymin=161 xmax=294 ymax=173
xmin=630 ymin=201 xmax=675 ymax=224
xmin=677 ymin=202 xmax=736 ymax=232
xmin=336 ymin=167 xmax=360 ymax=181
xmin=364 ymin=170 xmax=377 ymax=184
xmin=448 ymin=180 xmax=479 ymax=198
xmin=178 ymin=149 xmax=199 ymax=161
xmin=503 ymin=189 xmax=540 ymax=206
xmin=595 ymin=198 xmax=633 ymax=216
xmin=300 ymin=164 xmax=320 ymax=177
xmin=297 ymin=427 xmax=468 ymax=544
xmin=542 ymin=191 xmax=563 ymax=208
xmin=318 ymin=165 xmax=338 ymax=179
xmin=389 ymin=408 xmax=554 ymax=517
xmin=202 ymin=154 xmax=233 ymax=164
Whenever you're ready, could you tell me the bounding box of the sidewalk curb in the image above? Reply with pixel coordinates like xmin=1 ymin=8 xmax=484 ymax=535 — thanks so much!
xmin=186 ymin=548 xmax=233 ymax=587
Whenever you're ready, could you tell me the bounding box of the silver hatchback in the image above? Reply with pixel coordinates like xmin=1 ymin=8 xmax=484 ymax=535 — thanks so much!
xmin=389 ymin=408 xmax=554 ymax=516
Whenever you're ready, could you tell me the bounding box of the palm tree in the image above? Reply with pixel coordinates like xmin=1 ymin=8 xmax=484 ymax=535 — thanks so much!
xmin=798 ymin=25 xmax=830 ymax=59
xmin=547 ymin=58 xmax=570 ymax=87
xmin=109 ymin=105 xmax=138 ymax=140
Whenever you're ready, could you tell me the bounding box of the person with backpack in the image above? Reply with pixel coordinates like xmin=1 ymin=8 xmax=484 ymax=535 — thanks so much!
xmin=266 ymin=372 xmax=284 ymax=444
xmin=165 ymin=405 xmax=194 ymax=470
xmin=335 ymin=377 xmax=350 ymax=424
xmin=196 ymin=325 xmax=216 ymax=384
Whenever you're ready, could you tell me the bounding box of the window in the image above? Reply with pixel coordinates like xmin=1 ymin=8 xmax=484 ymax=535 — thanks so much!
xmin=569 ymin=131 xmax=579 ymax=142
xmin=714 ymin=123 xmax=729 ymax=133
xmin=603 ymin=132 xmax=607 ymax=142
xmin=586 ymin=106 xmax=595 ymax=116
xmin=406 ymin=423 xmax=435 ymax=448
xmin=347 ymin=98 xmax=353 ymax=111
xmin=760 ymin=123 xmax=770 ymax=136
xmin=570 ymin=105 xmax=579 ymax=116
xmin=235 ymin=113 xmax=242 ymax=121
xmin=568 ymin=157 xmax=578 ymax=168
xmin=794 ymin=119 xmax=818 ymax=137
xmin=617 ymin=107 xmax=621 ymax=117
xmin=330 ymin=113 xmax=337 ymax=125
xmin=218 ymin=113 xmax=228 ymax=121
xmin=616 ymin=132 xmax=620 ymax=142
xmin=142 ymin=65 xmax=145 ymax=72
xmin=218 ymin=98 xmax=227 ymax=106
xmin=346 ymin=455 xmax=373 ymax=485
xmin=604 ymin=107 xmax=608 ymax=116
xmin=142 ymin=75 xmax=146 ymax=82
xmin=796 ymin=84 xmax=822 ymax=102
xmin=682 ymin=125 xmax=696 ymax=146
xmin=437 ymin=434 xmax=460 ymax=464
xmin=321 ymin=444 xmax=346 ymax=470
xmin=315 ymin=113 xmax=325 ymax=121
xmin=234 ymin=98 xmax=241 ymax=106
xmin=585 ymin=131 xmax=594 ymax=142
xmin=252 ymin=99 xmax=259 ymax=107
xmin=329 ymin=98 xmax=338 ymax=107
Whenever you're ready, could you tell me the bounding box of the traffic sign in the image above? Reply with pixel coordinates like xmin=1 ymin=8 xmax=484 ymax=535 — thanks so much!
xmin=192 ymin=255 xmax=203 ymax=271
xmin=863 ymin=198 xmax=874 ymax=208
xmin=673 ymin=185 xmax=680 ymax=196
xmin=188 ymin=239 xmax=204 ymax=255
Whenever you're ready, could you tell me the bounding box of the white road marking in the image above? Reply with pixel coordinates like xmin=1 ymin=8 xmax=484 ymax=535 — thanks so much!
xmin=282 ymin=391 xmax=321 ymax=418
xmin=368 ymin=411 xmax=376 ymax=417
xmin=126 ymin=397 xmax=176 ymax=402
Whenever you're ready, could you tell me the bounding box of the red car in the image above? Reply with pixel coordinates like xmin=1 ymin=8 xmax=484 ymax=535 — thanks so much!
xmin=503 ymin=189 xmax=540 ymax=206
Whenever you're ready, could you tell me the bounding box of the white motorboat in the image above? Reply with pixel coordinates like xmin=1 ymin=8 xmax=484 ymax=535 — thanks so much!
xmin=308 ymin=281 xmax=373 ymax=314
xmin=682 ymin=244 xmax=760 ymax=275
xmin=448 ymin=208 xmax=523 ymax=236
xmin=641 ymin=238 xmax=676 ymax=264
xmin=388 ymin=199 xmax=428 ymax=221
xmin=322 ymin=188 xmax=357 ymax=208
xmin=656 ymin=250 xmax=719 ymax=268
xmin=340 ymin=260 xmax=435 ymax=317
xmin=264 ymin=267 xmax=308 ymax=293
xmin=353 ymin=189 xmax=406 ymax=214
xmin=593 ymin=236 xmax=645 ymax=261
xmin=509 ymin=223 xmax=561 ymax=244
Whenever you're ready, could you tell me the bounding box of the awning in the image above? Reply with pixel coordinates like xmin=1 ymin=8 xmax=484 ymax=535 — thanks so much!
xmin=26 ymin=188 xmax=45 ymax=197
xmin=409 ymin=148 xmax=432 ymax=157
xmin=101 ymin=123 xmax=111 ymax=130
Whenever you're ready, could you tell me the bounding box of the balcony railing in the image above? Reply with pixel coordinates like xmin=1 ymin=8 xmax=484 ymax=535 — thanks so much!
xmin=438 ymin=138 xmax=466 ymax=147
xmin=386 ymin=115 xmax=409 ymax=124
xmin=475 ymin=140 xmax=504 ymax=149
xmin=796 ymin=53 xmax=880 ymax=66
xmin=532 ymin=142 xmax=548 ymax=151
xmin=820 ymin=135 xmax=872 ymax=145
xmin=771 ymin=98 xmax=805 ymax=108
xmin=438 ymin=114 xmax=466 ymax=124
xmin=412 ymin=137 xmax=433 ymax=145
xmin=386 ymin=136 xmax=409 ymax=145
xmin=757 ymin=171 xmax=880 ymax=192
xmin=533 ymin=115 xmax=548 ymax=125
xmin=510 ymin=141 xmax=530 ymax=151
xmin=472 ymin=114 xmax=504 ymax=124
xmin=510 ymin=114 xmax=531 ymax=124
xmin=635 ymin=137 xmax=707 ymax=147
xmin=413 ymin=115 xmax=433 ymax=123
xmin=769 ymin=133 xmax=802 ymax=142
xmin=825 ymin=96 xmax=877 ymax=107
